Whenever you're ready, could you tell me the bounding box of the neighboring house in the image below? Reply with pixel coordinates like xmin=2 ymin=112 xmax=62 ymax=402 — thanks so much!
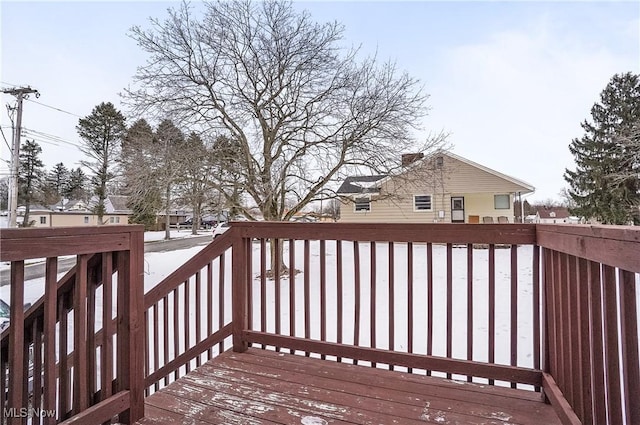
xmin=337 ymin=151 xmax=535 ymax=224
xmin=22 ymin=209 xmax=130 ymax=228
xmin=534 ymin=207 xmax=580 ymax=224
xmin=88 ymin=195 xmax=132 ymax=215
xmin=20 ymin=195 xmax=131 ymax=227
xmin=50 ymin=199 xmax=88 ymax=211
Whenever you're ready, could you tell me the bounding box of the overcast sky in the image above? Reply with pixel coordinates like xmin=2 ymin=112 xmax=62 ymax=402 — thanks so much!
xmin=1 ymin=1 xmax=638 ymax=202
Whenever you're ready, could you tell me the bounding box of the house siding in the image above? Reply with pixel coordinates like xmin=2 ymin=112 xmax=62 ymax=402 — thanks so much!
xmin=339 ymin=154 xmax=525 ymax=224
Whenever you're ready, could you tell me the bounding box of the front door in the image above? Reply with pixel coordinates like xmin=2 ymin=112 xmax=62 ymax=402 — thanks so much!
xmin=451 ymin=197 xmax=465 ymax=223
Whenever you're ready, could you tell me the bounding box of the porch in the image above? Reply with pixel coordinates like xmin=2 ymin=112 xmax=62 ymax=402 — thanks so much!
xmin=1 ymin=222 xmax=639 ymax=425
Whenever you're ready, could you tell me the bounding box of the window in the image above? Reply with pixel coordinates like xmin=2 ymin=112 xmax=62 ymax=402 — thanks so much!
xmin=109 ymin=217 xmax=115 ymax=223
xmin=494 ymin=194 xmax=510 ymax=209
xmin=40 ymin=216 xmax=47 ymax=224
xmin=84 ymin=216 xmax=89 ymax=224
xmin=414 ymin=195 xmax=432 ymax=211
xmin=354 ymin=197 xmax=371 ymax=212
xmin=116 ymin=217 xmax=120 ymax=223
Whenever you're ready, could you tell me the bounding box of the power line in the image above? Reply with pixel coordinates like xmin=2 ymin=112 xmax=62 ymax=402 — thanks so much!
xmin=22 ymin=127 xmax=83 ymax=149
xmin=0 ymin=126 xmax=10 ymax=151
xmin=0 ymin=80 xmax=20 ymax=87
xmin=25 ymin=98 xmax=83 ymax=118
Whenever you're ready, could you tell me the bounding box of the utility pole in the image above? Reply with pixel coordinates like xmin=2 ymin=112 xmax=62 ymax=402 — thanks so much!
xmin=2 ymin=86 xmax=39 ymax=227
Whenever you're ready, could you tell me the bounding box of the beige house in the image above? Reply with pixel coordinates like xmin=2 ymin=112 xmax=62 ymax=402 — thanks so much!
xmin=27 ymin=210 xmax=130 ymax=227
xmin=338 ymin=152 xmax=534 ymax=224
xmin=23 ymin=195 xmax=131 ymax=227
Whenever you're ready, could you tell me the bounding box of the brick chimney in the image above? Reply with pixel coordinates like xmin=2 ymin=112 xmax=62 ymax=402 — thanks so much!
xmin=401 ymin=153 xmax=424 ymax=167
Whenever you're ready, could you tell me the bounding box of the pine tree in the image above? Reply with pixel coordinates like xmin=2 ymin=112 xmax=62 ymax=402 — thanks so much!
xmin=564 ymin=72 xmax=640 ymax=224
xmin=77 ymin=102 xmax=126 ymax=223
xmin=64 ymin=168 xmax=89 ymax=201
xmin=18 ymin=139 xmax=44 ymax=226
xmin=41 ymin=162 xmax=70 ymax=204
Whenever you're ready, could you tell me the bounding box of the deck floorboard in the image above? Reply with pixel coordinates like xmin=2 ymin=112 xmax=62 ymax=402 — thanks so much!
xmin=138 ymin=348 xmax=561 ymax=425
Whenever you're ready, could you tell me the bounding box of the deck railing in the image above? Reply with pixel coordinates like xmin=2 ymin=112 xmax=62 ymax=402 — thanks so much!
xmin=231 ymin=223 xmax=542 ymax=389
xmin=537 ymin=224 xmax=640 ymax=425
xmin=1 ymin=226 xmax=145 ymax=425
xmin=2 ymin=222 xmax=638 ymax=425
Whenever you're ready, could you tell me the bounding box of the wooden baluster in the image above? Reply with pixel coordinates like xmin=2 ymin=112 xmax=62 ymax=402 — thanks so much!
xmin=407 ymin=242 xmax=413 ymax=373
xmin=510 ymin=245 xmax=518 ymax=389
xmin=488 ymin=244 xmax=495 ymax=385
xmin=8 ymin=260 xmax=25 ymax=425
xmin=43 ymin=257 xmax=58 ymax=424
xmin=467 ymin=243 xmax=474 ymax=382
xmin=446 ymin=243 xmax=453 ymax=379
xmin=619 ymin=269 xmax=639 ymax=425
xmin=320 ymin=240 xmax=326 ymax=360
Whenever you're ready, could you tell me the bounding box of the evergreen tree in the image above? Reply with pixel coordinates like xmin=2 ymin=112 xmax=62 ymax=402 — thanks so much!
xmin=77 ymin=102 xmax=126 ymax=223
xmin=0 ymin=179 xmax=8 ymax=211
xmin=564 ymin=72 xmax=640 ymax=224
xmin=18 ymin=139 xmax=44 ymax=226
xmin=64 ymin=168 xmax=89 ymax=200
xmin=41 ymin=162 xmax=70 ymax=204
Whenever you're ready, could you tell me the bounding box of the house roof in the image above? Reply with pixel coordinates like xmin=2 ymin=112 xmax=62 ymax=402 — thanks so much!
xmin=443 ymin=152 xmax=535 ymax=193
xmin=537 ymin=207 xmax=570 ymax=219
xmin=336 ymin=175 xmax=388 ymax=194
xmin=337 ymin=151 xmax=535 ymax=196
xmin=50 ymin=199 xmax=87 ymax=210
xmin=108 ymin=195 xmax=130 ymax=213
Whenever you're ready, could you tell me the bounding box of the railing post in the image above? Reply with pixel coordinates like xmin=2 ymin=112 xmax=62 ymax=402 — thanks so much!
xmin=232 ymin=233 xmax=249 ymax=352
xmin=7 ymin=261 xmax=25 ymax=425
xmin=117 ymin=228 xmax=145 ymax=423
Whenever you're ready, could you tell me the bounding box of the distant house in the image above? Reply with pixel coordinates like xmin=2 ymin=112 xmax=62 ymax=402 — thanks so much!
xmin=23 ymin=195 xmax=131 ymax=227
xmin=337 ymin=151 xmax=535 ymax=224
xmin=51 ymin=199 xmax=88 ymax=211
xmin=533 ymin=206 xmax=581 ymax=224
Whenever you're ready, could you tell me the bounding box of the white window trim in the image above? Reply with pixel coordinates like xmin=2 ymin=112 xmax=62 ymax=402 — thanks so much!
xmin=354 ymin=195 xmax=371 ymax=213
xmin=494 ymin=194 xmax=510 ymax=210
xmin=413 ymin=194 xmax=433 ymax=212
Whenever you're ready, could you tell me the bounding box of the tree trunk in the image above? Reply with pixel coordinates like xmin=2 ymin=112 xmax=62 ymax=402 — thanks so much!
xmin=164 ymin=185 xmax=171 ymax=240
xmin=192 ymin=201 xmax=200 ymax=235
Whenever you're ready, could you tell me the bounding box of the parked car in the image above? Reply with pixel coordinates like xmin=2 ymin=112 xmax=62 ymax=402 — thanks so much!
xmin=212 ymin=222 xmax=231 ymax=239
xmin=180 ymin=217 xmax=217 ymax=228
xmin=0 ymin=299 xmax=32 ymax=332
xmin=0 ymin=299 xmax=9 ymax=332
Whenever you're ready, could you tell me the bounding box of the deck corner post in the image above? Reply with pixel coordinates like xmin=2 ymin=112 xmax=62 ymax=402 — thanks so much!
xmin=232 ymin=233 xmax=249 ymax=352
xmin=117 ymin=227 xmax=146 ymax=423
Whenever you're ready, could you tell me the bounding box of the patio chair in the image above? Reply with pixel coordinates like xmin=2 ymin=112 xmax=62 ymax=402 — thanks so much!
xmin=482 ymin=216 xmax=494 ymax=223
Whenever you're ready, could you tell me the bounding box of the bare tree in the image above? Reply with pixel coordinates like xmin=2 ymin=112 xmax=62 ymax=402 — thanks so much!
xmin=121 ymin=119 xmax=163 ymax=230
xmin=155 ymin=120 xmax=187 ymax=239
xmin=127 ymin=0 xmax=445 ymax=270
xmin=176 ymin=132 xmax=216 ymax=234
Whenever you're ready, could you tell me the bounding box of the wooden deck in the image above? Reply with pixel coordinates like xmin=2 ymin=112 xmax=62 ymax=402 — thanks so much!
xmin=137 ymin=348 xmax=561 ymax=425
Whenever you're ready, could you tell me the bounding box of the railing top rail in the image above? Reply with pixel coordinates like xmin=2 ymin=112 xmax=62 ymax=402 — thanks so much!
xmin=0 ymin=225 xmax=144 ymax=261
xmin=144 ymin=228 xmax=238 ymax=308
xmin=230 ymin=221 xmax=537 ymax=244
xmin=0 ymin=224 xmax=144 ymax=239
xmin=537 ymin=224 xmax=640 ymax=273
